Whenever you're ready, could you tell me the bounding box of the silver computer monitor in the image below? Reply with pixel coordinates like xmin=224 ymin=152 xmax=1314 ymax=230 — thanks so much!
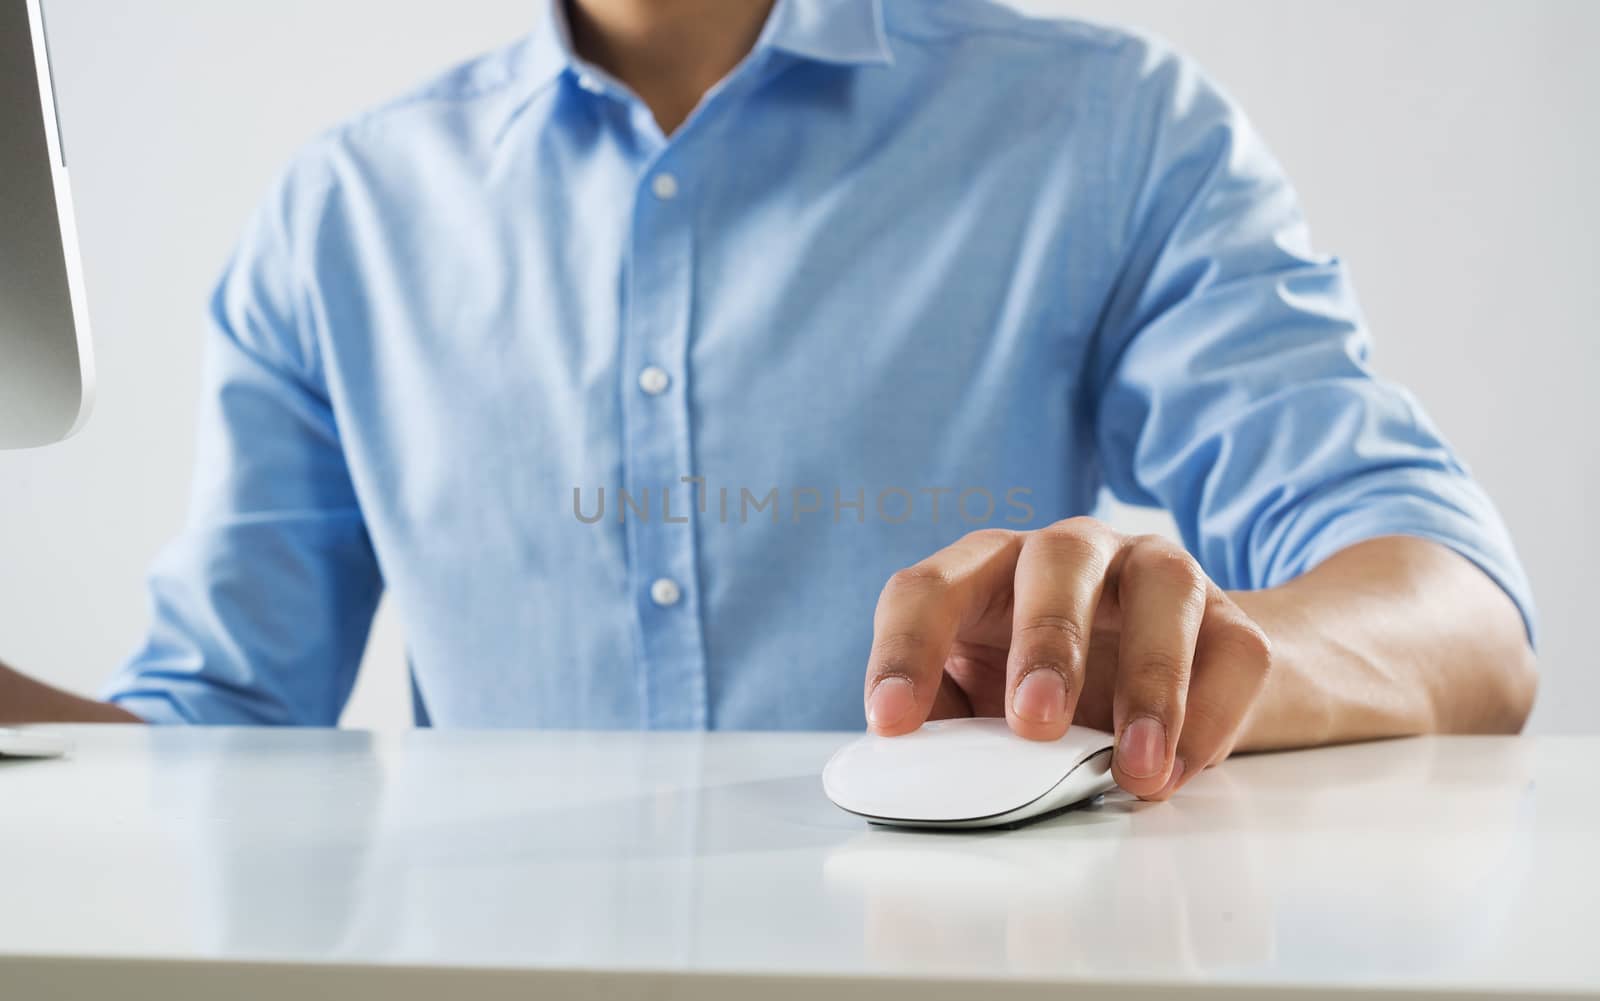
xmin=0 ymin=0 xmax=92 ymax=449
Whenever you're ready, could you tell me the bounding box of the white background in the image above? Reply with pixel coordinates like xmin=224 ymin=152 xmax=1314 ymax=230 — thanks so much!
xmin=3 ymin=1 xmax=1595 ymax=732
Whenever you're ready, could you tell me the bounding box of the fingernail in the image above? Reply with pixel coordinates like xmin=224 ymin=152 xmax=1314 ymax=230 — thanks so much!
xmin=1118 ymin=716 xmax=1167 ymax=778
xmin=1013 ymin=669 xmax=1068 ymax=724
xmin=867 ymin=676 xmax=916 ymax=729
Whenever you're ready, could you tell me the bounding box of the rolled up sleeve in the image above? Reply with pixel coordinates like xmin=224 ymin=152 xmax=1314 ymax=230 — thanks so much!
xmin=101 ymin=159 xmax=384 ymax=723
xmin=1089 ymin=40 xmax=1536 ymax=642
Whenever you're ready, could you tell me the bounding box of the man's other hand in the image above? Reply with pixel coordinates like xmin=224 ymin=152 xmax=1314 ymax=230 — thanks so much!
xmin=0 ymin=658 xmax=143 ymax=725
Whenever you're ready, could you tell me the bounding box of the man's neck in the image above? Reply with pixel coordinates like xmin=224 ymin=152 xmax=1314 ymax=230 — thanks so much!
xmin=567 ymin=0 xmax=776 ymax=135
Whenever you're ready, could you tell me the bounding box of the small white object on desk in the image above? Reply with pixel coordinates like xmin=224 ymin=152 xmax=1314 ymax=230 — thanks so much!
xmin=823 ymin=717 xmax=1116 ymax=829
xmin=0 ymin=727 xmax=70 ymax=758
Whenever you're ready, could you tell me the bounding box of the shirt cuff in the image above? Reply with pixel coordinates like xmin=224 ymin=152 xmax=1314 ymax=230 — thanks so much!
xmin=1251 ymin=468 xmax=1537 ymax=648
xmin=101 ymin=687 xmax=198 ymax=725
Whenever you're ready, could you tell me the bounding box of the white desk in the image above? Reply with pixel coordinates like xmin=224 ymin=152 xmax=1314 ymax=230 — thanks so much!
xmin=1 ymin=727 xmax=1596 ymax=1000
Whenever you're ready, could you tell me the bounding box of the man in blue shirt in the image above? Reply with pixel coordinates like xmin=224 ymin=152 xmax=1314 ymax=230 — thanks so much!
xmin=1 ymin=0 xmax=1535 ymax=801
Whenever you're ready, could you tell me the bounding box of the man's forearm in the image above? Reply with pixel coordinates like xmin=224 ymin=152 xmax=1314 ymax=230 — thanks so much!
xmin=1232 ymin=536 xmax=1536 ymax=751
xmin=0 ymin=659 xmax=142 ymax=725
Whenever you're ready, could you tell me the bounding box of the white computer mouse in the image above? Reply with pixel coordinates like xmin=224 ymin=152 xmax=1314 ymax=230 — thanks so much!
xmin=822 ymin=717 xmax=1117 ymax=830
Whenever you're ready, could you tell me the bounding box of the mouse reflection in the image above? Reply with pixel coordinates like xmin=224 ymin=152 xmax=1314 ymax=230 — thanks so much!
xmin=822 ymin=774 xmax=1272 ymax=978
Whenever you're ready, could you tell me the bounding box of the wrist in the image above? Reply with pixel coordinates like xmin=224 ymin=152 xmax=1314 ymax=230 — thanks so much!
xmin=1227 ymin=585 xmax=1434 ymax=752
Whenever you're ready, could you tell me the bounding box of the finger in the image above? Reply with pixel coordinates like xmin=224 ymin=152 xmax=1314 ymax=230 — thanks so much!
xmin=929 ymin=673 xmax=976 ymax=721
xmin=1110 ymin=535 xmax=1208 ymax=798
xmin=1147 ymin=587 xmax=1273 ymax=800
xmin=1004 ymin=518 xmax=1120 ymax=741
xmin=865 ymin=530 xmax=1021 ymax=735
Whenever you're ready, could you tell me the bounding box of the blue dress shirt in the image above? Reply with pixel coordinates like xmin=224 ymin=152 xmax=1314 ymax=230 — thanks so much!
xmin=103 ymin=0 xmax=1535 ymax=727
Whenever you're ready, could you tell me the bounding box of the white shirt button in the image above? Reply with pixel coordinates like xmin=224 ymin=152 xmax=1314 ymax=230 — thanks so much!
xmin=650 ymin=578 xmax=682 ymax=608
xmin=637 ymin=366 xmax=671 ymax=396
xmin=651 ymin=172 xmax=679 ymax=200
xmin=576 ymin=72 xmax=601 ymax=93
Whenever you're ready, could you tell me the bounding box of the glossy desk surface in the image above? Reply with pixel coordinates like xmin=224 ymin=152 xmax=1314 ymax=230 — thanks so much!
xmin=2 ymin=726 xmax=1596 ymax=999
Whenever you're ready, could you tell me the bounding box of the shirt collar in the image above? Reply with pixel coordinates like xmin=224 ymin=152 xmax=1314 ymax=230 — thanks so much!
xmin=757 ymin=0 xmax=894 ymax=67
xmin=524 ymin=1 xmax=577 ymax=91
xmin=524 ymin=0 xmax=892 ymax=89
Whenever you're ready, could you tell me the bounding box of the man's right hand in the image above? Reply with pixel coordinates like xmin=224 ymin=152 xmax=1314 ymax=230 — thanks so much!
xmin=0 ymin=658 xmax=142 ymax=724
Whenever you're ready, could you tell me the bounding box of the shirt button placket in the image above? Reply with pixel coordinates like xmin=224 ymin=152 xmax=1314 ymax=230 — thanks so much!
xmin=620 ymin=157 xmax=709 ymax=730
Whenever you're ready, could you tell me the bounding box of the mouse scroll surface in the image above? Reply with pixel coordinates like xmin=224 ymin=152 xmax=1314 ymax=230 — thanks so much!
xmin=822 ymin=718 xmax=1117 ymax=828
